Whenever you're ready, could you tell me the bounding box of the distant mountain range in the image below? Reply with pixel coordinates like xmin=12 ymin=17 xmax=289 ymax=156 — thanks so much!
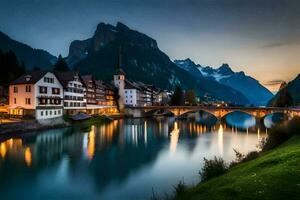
xmin=268 ymin=74 xmax=300 ymax=106
xmin=0 ymin=22 xmax=276 ymax=105
xmin=174 ymin=59 xmax=274 ymax=106
xmin=0 ymin=31 xmax=56 ymax=69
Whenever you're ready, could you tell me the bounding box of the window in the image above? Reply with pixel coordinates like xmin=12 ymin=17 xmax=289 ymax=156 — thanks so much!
xmin=44 ymin=77 xmax=54 ymax=83
xmin=25 ymin=85 xmax=31 ymax=92
xmin=14 ymin=98 xmax=16 ymax=104
xmin=39 ymin=86 xmax=47 ymax=94
xmin=13 ymin=86 xmax=18 ymax=93
xmin=54 ymin=111 xmax=57 ymax=115
xmin=41 ymin=111 xmax=43 ymax=116
xmin=45 ymin=111 xmax=48 ymax=116
xmin=49 ymin=111 xmax=52 ymax=115
xmin=52 ymin=88 xmax=60 ymax=95
xmin=25 ymin=98 xmax=31 ymax=105
xmin=58 ymin=110 xmax=61 ymax=114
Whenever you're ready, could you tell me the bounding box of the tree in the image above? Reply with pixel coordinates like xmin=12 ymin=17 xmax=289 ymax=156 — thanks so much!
xmin=185 ymin=89 xmax=197 ymax=105
xmin=170 ymin=85 xmax=184 ymax=106
xmin=271 ymin=87 xmax=294 ymax=107
xmin=0 ymin=50 xmax=25 ymax=98
xmin=53 ymin=54 xmax=70 ymax=72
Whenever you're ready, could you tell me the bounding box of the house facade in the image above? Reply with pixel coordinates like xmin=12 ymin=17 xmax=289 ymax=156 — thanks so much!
xmin=55 ymin=72 xmax=86 ymax=115
xmin=9 ymin=71 xmax=63 ymax=121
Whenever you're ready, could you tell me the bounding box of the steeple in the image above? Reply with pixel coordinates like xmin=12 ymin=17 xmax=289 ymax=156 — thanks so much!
xmin=116 ymin=45 xmax=125 ymax=75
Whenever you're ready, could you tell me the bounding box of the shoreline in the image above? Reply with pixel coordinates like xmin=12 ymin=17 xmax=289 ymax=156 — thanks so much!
xmin=0 ymin=119 xmax=71 ymax=137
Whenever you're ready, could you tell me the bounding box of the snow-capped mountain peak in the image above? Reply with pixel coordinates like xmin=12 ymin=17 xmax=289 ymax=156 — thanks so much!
xmin=174 ymin=59 xmax=273 ymax=106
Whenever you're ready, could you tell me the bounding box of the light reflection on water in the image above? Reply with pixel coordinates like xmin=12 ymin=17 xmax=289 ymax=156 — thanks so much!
xmin=0 ymin=115 xmax=271 ymax=200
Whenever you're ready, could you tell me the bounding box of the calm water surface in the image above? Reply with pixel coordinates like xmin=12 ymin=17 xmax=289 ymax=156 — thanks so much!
xmin=0 ymin=113 xmax=276 ymax=200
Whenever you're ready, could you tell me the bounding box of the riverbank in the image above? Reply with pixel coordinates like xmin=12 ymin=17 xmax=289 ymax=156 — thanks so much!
xmin=171 ymin=136 xmax=300 ymax=200
xmin=0 ymin=118 xmax=70 ymax=135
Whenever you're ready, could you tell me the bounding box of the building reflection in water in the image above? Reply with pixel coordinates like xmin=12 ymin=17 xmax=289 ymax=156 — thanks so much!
xmin=24 ymin=147 xmax=32 ymax=167
xmin=170 ymin=121 xmax=180 ymax=153
xmin=218 ymin=124 xmax=224 ymax=156
xmin=0 ymin=116 xmax=274 ymax=200
xmin=87 ymin=125 xmax=96 ymax=161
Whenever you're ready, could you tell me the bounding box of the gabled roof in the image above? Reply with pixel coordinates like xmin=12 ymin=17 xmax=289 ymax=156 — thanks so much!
xmin=103 ymin=82 xmax=117 ymax=91
xmin=10 ymin=71 xmax=48 ymax=85
xmin=54 ymin=71 xmax=84 ymax=88
xmin=115 ymin=68 xmax=126 ymax=75
xmin=81 ymin=75 xmax=95 ymax=87
xmin=125 ymin=80 xmax=142 ymax=90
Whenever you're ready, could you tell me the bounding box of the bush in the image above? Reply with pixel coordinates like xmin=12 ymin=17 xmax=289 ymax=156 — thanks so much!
xmin=173 ymin=180 xmax=187 ymax=198
xmin=230 ymin=149 xmax=260 ymax=167
xmin=199 ymin=156 xmax=228 ymax=182
xmin=261 ymin=116 xmax=300 ymax=151
xmin=286 ymin=116 xmax=300 ymax=136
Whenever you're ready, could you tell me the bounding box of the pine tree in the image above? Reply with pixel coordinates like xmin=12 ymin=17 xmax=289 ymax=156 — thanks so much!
xmin=185 ymin=89 xmax=197 ymax=105
xmin=54 ymin=54 xmax=70 ymax=72
xmin=170 ymin=85 xmax=184 ymax=106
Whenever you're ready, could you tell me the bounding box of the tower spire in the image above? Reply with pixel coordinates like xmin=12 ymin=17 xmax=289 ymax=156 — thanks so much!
xmin=118 ymin=45 xmax=123 ymax=70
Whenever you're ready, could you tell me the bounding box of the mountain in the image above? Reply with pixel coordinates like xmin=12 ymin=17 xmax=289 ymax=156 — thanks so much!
xmin=174 ymin=59 xmax=274 ymax=106
xmin=0 ymin=31 xmax=56 ymax=69
xmin=68 ymin=22 xmax=249 ymax=105
xmin=268 ymin=74 xmax=300 ymax=106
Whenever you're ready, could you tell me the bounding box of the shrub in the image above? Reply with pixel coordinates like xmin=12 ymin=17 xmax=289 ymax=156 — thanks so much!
xmin=199 ymin=156 xmax=228 ymax=182
xmin=286 ymin=116 xmax=300 ymax=136
xmin=173 ymin=180 xmax=187 ymax=197
xmin=230 ymin=149 xmax=260 ymax=167
xmin=261 ymin=116 xmax=300 ymax=151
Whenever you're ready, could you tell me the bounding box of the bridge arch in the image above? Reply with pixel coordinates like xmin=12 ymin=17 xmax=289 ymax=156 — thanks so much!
xmin=221 ymin=110 xmax=256 ymax=119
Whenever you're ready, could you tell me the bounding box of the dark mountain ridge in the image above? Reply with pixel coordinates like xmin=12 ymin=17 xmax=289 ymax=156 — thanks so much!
xmin=69 ymin=22 xmax=249 ymax=105
xmin=0 ymin=31 xmax=56 ymax=69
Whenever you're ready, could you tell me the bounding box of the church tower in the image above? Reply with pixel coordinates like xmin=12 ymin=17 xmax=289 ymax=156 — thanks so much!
xmin=113 ymin=47 xmax=125 ymax=111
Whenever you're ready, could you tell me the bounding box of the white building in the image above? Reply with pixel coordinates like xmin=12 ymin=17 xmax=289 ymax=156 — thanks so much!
xmin=9 ymin=71 xmax=64 ymax=121
xmin=55 ymin=71 xmax=86 ymax=115
xmin=113 ymin=69 xmax=125 ymax=110
xmin=124 ymin=81 xmax=145 ymax=107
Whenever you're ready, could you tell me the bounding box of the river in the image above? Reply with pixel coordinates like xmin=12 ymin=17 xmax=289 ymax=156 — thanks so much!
xmin=0 ymin=112 xmax=282 ymax=200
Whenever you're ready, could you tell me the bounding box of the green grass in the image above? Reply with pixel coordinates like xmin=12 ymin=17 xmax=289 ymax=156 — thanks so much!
xmin=173 ymin=136 xmax=300 ymax=200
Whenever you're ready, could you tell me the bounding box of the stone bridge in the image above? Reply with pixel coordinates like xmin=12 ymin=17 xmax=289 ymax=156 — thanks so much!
xmin=125 ymin=106 xmax=300 ymax=120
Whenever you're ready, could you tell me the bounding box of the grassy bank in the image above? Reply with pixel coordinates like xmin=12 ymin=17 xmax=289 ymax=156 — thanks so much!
xmin=64 ymin=115 xmax=112 ymax=127
xmin=173 ymin=136 xmax=300 ymax=200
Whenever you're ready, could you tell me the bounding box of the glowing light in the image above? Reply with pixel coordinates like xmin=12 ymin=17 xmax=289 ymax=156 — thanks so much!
xmin=144 ymin=121 xmax=147 ymax=146
xmin=0 ymin=143 xmax=7 ymax=158
xmin=170 ymin=121 xmax=180 ymax=153
xmin=87 ymin=126 xmax=95 ymax=161
xmin=218 ymin=124 xmax=224 ymax=156
xmin=24 ymin=147 xmax=32 ymax=167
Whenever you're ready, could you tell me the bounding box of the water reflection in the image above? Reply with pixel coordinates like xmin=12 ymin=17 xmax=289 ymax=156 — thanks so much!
xmin=0 ymin=116 xmax=271 ymax=200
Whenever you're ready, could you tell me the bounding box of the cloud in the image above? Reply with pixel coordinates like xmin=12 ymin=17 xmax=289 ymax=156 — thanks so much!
xmin=264 ymin=79 xmax=285 ymax=86
xmin=261 ymin=37 xmax=300 ymax=49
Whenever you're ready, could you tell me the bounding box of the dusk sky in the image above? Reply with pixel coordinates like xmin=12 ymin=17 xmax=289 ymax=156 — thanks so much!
xmin=0 ymin=0 xmax=299 ymax=92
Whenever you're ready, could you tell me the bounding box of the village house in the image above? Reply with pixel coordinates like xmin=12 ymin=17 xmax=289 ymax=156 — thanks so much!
xmin=8 ymin=71 xmax=64 ymax=121
xmin=55 ymin=71 xmax=87 ymax=115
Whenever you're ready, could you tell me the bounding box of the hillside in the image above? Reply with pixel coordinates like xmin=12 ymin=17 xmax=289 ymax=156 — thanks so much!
xmin=269 ymin=74 xmax=300 ymax=106
xmin=0 ymin=31 xmax=56 ymax=69
xmin=173 ymin=136 xmax=300 ymax=200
